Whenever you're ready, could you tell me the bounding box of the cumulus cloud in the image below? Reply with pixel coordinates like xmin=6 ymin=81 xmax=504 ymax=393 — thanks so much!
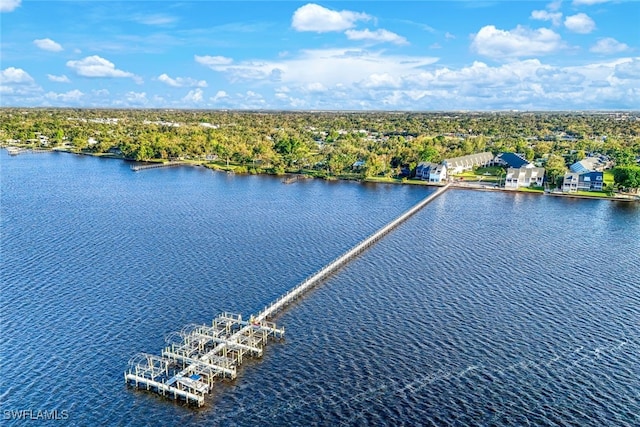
xmin=613 ymin=58 xmax=640 ymax=80
xmin=0 ymin=67 xmax=42 ymax=99
xmin=291 ymin=3 xmax=370 ymax=33
xmin=157 ymin=73 xmax=207 ymax=88
xmin=547 ymin=0 xmax=563 ymax=11
xmin=471 ymin=25 xmax=565 ymax=59
xmin=359 ymin=73 xmax=402 ymax=89
xmin=530 ymin=10 xmax=563 ymax=26
xmin=33 ymin=38 xmax=63 ymax=52
xmin=564 ymin=13 xmax=596 ymax=34
xmin=197 ymin=48 xmax=438 ymax=89
xmin=46 ymin=89 xmax=84 ymax=102
xmin=0 ymin=67 xmax=35 ymax=84
xmin=195 ymin=55 xmax=233 ymax=67
xmin=182 ymin=88 xmax=204 ymax=103
xmin=0 ymin=0 xmax=21 ymax=12
xmin=345 ymin=29 xmax=409 ymax=45
xmin=125 ymin=91 xmax=147 ymax=105
xmin=211 ymin=90 xmax=229 ymax=102
xmin=590 ymin=38 xmax=630 ymax=54
xmin=47 ymin=74 xmax=71 ymax=83
xmin=66 ymin=56 xmax=139 ymax=82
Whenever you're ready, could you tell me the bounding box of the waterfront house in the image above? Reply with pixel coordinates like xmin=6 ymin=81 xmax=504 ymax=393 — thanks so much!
xmin=562 ymin=171 xmax=603 ymax=192
xmin=352 ymin=160 xmax=366 ymax=170
xmin=416 ymin=162 xmax=448 ymax=183
xmin=504 ymin=167 xmax=545 ymax=189
xmin=442 ymin=152 xmax=493 ymax=174
xmin=569 ymin=155 xmax=610 ymax=173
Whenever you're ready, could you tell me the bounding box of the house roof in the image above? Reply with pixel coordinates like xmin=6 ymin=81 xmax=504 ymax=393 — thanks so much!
xmin=497 ymin=152 xmax=530 ymax=168
xmin=443 ymin=152 xmax=493 ymax=167
xmin=416 ymin=162 xmax=446 ymax=174
xmin=570 ymin=157 xmax=605 ymax=173
xmin=506 ymin=167 xmax=545 ymax=180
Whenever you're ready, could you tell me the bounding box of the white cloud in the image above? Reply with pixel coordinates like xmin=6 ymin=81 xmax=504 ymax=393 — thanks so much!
xmin=345 ymin=29 xmax=408 ymax=45
xmin=47 ymin=74 xmax=71 ymax=83
xmin=211 ymin=90 xmax=229 ymax=102
xmin=66 ymin=56 xmax=138 ymax=81
xmin=157 ymin=73 xmax=207 ymax=88
xmin=471 ymin=25 xmax=565 ymax=59
xmin=590 ymin=38 xmax=630 ymax=54
xmin=291 ymin=3 xmax=370 ymax=33
xmin=0 ymin=0 xmax=21 ymax=12
xmin=613 ymin=58 xmax=640 ymax=80
xmin=359 ymin=73 xmax=402 ymax=89
xmin=46 ymin=89 xmax=84 ymax=102
xmin=0 ymin=67 xmax=35 ymax=84
xmin=195 ymin=55 xmax=233 ymax=67
xmin=564 ymin=13 xmax=596 ymax=34
xmin=182 ymin=88 xmax=204 ymax=103
xmin=531 ymin=10 xmax=563 ymax=26
xmin=304 ymin=82 xmax=327 ymax=93
xmin=548 ymin=0 xmax=563 ymax=11
xmin=572 ymin=0 xmax=611 ymax=5
xmin=33 ymin=38 xmax=63 ymax=52
xmin=0 ymin=67 xmax=42 ymax=100
xmin=198 ymin=48 xmax=438 ymax=88
xmin=125 ymin=91 xmax=147 ymax=105
xmin=445 ymin=32 xmax=456 ymax=40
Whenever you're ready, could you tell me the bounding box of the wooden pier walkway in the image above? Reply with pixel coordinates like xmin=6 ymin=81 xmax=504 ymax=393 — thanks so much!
xmin=125 ymin=183 xmax=450 ymax=406
xmin=131 ymin=161 xmax=189 ymax=171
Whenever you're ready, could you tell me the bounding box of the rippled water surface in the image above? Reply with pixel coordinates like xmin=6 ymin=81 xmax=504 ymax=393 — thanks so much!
xmin=1 ymin=151 xmax=639 ymax=426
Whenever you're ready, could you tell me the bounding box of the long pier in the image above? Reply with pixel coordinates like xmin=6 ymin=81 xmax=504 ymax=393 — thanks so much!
xmin=125 ymin=183 xmax=450 ymax=406
xmin=131 ymin=161 xmax=188 ymax=171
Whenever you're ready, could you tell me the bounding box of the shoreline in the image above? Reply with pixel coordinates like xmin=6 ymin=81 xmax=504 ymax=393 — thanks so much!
xmin=5 ymin=147 xmax=639 ymax=203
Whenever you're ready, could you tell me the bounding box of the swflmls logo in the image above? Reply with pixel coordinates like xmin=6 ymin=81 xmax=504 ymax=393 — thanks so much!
xmin=3 ymin=410 xmax=69 ymax=421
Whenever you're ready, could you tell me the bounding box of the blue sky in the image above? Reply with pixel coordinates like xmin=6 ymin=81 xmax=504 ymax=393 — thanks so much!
xmin=1 ymin=0 xmax=638 ymax=110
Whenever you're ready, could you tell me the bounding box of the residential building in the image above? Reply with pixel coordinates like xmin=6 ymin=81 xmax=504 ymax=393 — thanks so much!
xmin=562 ymin=171 xmax=604 ymax=192
xmin=416 ymin=162 xmax=447 ymax=183
xmin=569 ymin=155 xmax=610 ymax=173
xmin=504 ymin=167 xmax=545 ymax=189
xmin=442 ymin=152 xmax=494 ymax=174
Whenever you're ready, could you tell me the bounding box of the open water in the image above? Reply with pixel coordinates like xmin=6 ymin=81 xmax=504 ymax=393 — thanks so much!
xmin=1 ymin=150 xmax=639 ymax=426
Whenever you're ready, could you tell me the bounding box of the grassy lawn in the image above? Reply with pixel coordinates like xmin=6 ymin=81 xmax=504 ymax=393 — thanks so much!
xmin=364 ymin=176 xmax=404 ymax=184
xmin=518 ymin=187 xmax=544 ymax=193
xmin=453 ymin=166 xmax=504 ymax=183
xmin=475 ymin=166 xmax=505 ymax=176
xmin=573 ymin=190 xmax=610 ymax=197
xmin=604 ymin=170 xmax=614 ymax=187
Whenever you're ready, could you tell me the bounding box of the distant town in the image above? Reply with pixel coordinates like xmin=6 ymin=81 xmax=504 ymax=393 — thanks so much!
xmin=2 ymin=109 xmax=639 ymax=199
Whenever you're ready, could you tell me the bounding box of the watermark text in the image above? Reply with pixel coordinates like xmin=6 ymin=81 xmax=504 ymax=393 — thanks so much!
xmin=3 ymin=410 xmax=69 ymax=421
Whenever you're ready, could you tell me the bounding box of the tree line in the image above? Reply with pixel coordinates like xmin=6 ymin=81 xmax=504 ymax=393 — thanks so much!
xmin=1 ymin=109 xmax=639 ymax=189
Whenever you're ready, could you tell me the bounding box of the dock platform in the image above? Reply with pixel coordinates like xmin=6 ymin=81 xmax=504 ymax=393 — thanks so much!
xmin=126 ymin=184 xmax=450 ymax=406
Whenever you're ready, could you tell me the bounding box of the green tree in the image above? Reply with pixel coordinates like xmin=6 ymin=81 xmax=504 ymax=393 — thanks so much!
xmin=419 ymin=145 xmax=439 ymax=163
xmin=613 ymin=166 xmax=640 ymax=193
xmin=545 ymin=154 xmax=567 ymax=187
xmin=612 ymin=148 xmax=636 ymax=167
